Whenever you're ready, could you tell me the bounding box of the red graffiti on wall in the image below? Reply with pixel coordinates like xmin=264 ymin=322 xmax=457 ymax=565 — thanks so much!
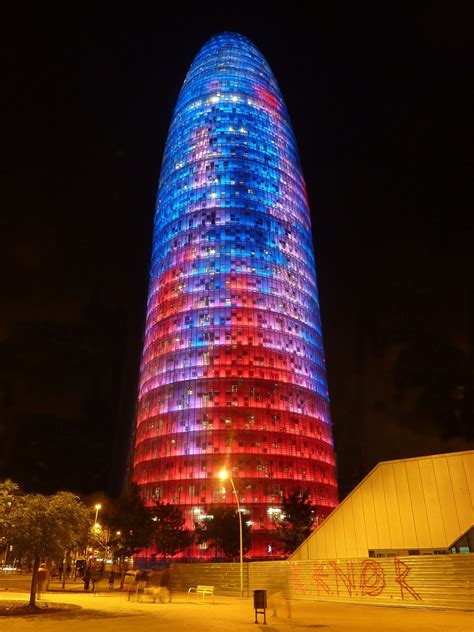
xmin=308 ymin=557 xmax=421 ymax=601
xmin=359 ymin=560 xmax=386 ymax=596
xmin=329 ymin=561 xmax=356 ymax=596
xmin=394 ymin=557 xmax=422 ymax=601
xmin=290 ymin=564 xmax=309 ymax=595
xmin=312 ymin=562 xmax=331 ymax=596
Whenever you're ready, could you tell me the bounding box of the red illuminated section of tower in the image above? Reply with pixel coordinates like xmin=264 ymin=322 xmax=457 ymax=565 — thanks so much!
xmin=132 ymin=32 xmax=338 ymax=556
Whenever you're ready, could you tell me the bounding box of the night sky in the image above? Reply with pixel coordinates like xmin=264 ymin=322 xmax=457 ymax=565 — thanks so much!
xmin=3 ymin=5 xmax=472 ymax=500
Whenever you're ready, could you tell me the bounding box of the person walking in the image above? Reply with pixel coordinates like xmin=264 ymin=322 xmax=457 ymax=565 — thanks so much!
xmin=37 ymin=564 xmax=49 ymax=601
xmin=123 ymin=570 xmax=138 ymax=601
xmin=159 ymin=565 xmax=172 ymax=603
xmin=83 ymin=565 xmax=92 ymax=591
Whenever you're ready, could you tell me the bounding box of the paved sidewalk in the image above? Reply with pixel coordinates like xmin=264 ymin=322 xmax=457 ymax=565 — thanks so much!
xmin=0 ymin=590 xmax=472 ymax=632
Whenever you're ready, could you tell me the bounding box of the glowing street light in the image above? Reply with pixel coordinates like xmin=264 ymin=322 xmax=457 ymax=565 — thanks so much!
xmin=87 ymin=503 xmax=103 ymax=565
xmin=94 ymin=503 xmax=102 ymax=525
xmin=218 ymin=469 xmax=244 ymax=598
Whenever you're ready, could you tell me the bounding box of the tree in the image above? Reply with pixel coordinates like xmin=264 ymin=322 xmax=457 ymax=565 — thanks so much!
xmin=0 ymin=479 xmax=19 ymax=504
xmin=152 ymin=502 xmax=193 ymax=558
xmin=0 ymin=479 xmax=19 ymax=564
xmin=102 ymin=484 xmax=154 ymax=561
xmin=1 ymin=491 xmax=90 ymax=607
xmin=194 ymin=506 xmax=251 ymax=558
xmin=273 ymin=490 xmax=316 ymax=554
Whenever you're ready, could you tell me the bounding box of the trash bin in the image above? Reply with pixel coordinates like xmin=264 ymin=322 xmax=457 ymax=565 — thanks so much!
xmin=253 ymin=589 xmax=267 ymax=624
xmin=253 ymin=589 xmax=267 ymax=609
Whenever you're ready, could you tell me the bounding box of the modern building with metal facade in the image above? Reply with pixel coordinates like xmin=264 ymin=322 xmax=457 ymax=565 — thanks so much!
xmin=132 ymin=32 xmax=338 ymax=556
xmin=290 ymin=451 xmax=474 ymax=561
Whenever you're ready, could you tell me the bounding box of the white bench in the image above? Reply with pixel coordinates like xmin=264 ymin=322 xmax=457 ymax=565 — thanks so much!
xmin=187 ymin=584 xmax=215 ymax=603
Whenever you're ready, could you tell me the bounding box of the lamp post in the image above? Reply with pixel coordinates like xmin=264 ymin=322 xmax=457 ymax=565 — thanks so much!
xmin=88 ymin=504 xmax=102 ymax=568
xmin=94 ymin=503 xmax=102 ymax=525
xmin=218 ymin=469 xmax=244 ymax=598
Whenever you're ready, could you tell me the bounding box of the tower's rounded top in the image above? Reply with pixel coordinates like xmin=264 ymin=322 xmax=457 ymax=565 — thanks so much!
xmin=179 ymin=31 xmax=281 ymax=106
xmin=199 ymin=31 xmax=262 ymax=52
xmin=204 ymin=31 xmax=254 ymax=43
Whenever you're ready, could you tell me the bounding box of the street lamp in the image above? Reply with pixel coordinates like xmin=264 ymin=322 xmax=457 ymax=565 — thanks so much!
xmin=87 ymin=504 xmax=102 ymax=567
xmin=94 ymin=503 xmax=102 ymax=524
xmin=218 ymin=469 xmax=244 ymax=598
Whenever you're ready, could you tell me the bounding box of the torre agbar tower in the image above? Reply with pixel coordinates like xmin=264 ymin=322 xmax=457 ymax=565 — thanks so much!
xmin=132 ymin=32 xmax=338 ymax=556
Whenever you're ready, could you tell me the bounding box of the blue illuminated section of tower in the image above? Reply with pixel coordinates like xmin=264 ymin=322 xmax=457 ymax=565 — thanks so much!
xmin=133 ymin=32 xmax=338 ymax=556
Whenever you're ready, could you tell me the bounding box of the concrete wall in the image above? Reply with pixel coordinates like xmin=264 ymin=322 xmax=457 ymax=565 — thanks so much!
xmin=291 ymin=451 xmax=474 ymax=560
xmin=170 ymin=554 xmax=474 ymax=610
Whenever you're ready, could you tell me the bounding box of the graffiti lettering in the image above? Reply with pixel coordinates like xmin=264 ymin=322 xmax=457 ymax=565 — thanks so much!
xmin=394 ymin=558 xmax=422 ymax=601
xmin=312 ymin=562 xmax=331 ymax=596
xmin=308 ymin=557 xmax=422 ymax=602
xmin=329 ymin=561 xmax=356 ymax=596
xmin=359 ymin=560 xmax=385 ymax=596
xmin=290 ymin=563 xmax=308 ymax=595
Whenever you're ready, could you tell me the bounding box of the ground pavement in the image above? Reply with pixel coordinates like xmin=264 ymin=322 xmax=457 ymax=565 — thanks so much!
xmin=0 ymin=588 xmax=472 ymax=632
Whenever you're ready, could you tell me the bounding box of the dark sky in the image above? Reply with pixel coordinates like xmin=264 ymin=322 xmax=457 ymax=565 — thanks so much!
xmin=3 ymin=5 xmax=473 ymax=499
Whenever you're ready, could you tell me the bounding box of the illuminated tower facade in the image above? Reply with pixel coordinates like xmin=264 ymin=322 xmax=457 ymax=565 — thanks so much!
xmin=132 ymin=32 xmax=338 ymax=556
